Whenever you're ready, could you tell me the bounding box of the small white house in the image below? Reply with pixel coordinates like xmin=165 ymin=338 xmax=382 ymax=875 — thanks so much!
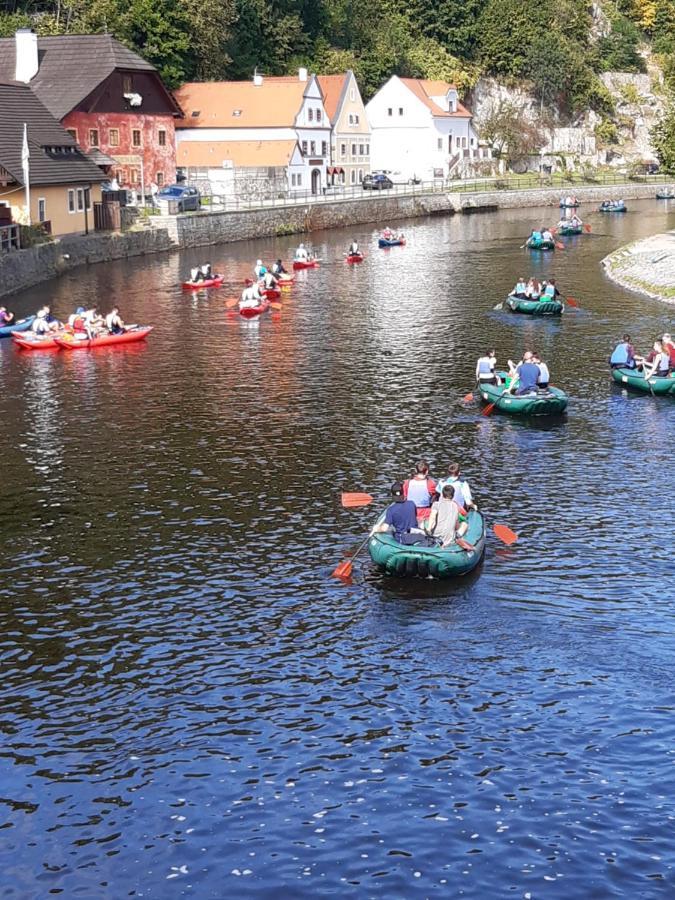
xmin=366 ymin=76 xmax=485 ymax=182
xmin=174 ymin=70 xmax=331 ymax=195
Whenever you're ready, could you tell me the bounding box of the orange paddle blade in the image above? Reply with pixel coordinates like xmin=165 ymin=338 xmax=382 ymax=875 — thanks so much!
xmin=341 ymin=492 xmax=374 ymax=508
xmin=555 ymin=241 xmax=565 ymax=250
xmin=225 ymin=298 xmax=239 ymax=308
xmin=331 ymin=559 xmax=353 ymax=579
xmin=270 ymin=302 xmax=282 ymax=311
xmin=481 ymin=402 xmax=497 ymax=417
xmin=463 ymin=392 xmax=474 ymax=402
xmin=584 ymin=223 xmax=592 ymax=233
xmin=566 ymin=297 xmax=579 ymax=308
xmin=493 ymin=523 xmax=518 ymax=545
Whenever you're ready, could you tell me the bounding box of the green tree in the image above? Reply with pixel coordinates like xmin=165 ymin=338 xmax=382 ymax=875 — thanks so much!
xmin=651 ymin=100 xmax=675 ymax=171
xmin=477 ymin=0 xmax=551 ymax=77
xmin=596 ymin=14 xmax=647 ymax=72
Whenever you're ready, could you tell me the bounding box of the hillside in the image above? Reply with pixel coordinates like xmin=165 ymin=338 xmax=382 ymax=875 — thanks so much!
xmin=1 ymin=0 xmax=673 ymax=169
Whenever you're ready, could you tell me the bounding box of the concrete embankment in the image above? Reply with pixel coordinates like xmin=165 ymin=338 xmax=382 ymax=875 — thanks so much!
xmin=2 ymin=181 xmax=673 ymax=297
xmin=602 ymin=231 xmax=675 ymax=305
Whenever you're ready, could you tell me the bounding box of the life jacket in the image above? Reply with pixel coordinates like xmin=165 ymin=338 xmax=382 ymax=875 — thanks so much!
xmin=656 ymin=352 xmax=670 ymax=375
xmin=544 ymin=284 xmax=555 ymax=297
xmin=73 ymin=316 xmax=86 ymax=332
xmin=477 ymin=357 xmax=494 ymax=377
xmin=439 ymin=477 xmax=469 ymax=508
xmin=532 ymin=231 xmax=542 ymax=241
xmin=405 ymin=477 xmax=434 ymax=508
xmin=610 ymin=342 xmax=629 ymax=365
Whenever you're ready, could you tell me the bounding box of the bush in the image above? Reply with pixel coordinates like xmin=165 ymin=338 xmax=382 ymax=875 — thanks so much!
xmin=595 ymin=118 xmax=619 ymax=144
xmin=596 ymin=15 xmax=647 ymax=73
xmin=19 ymin=224 xmax=53 ymax=248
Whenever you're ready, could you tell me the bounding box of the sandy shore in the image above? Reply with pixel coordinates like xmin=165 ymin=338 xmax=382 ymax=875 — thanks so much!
xmin=602 ymin=231 xmax=675 ymax=305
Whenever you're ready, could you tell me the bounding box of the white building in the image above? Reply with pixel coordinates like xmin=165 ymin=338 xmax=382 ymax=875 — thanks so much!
xmin=174 ymin=70 xmax=331 ymax=195
xmin=366 ymin=77 xmax=485 ymax=182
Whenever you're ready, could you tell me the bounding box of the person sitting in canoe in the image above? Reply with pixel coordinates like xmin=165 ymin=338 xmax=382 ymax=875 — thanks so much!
xmin=513 ymin=278 xmax=527 ymax=298
xmin=272 ymin=259 xmax=288 ymax=277
xmin=372 ymin=481 xmax=426 ymax=544
xmin=643 ymin=341 xmax=671 ymax=378
xmin=32 ymin=306 xmax=60 ymax=334
xmin=347 ymin=239 xmax=361 ymax=257
xmin=294 ymin=243 xmax=309 ymax=261
xmin=262 ymin=270 xmax=279 ymax=291
xmin=239 ymin=282 xmax=264 ymax=310
xmin=403 ymin=460 xmax=437 ymax=522
xmin=525 ymin=278 xmax=540 ymax=299
xmin=542 ymin=227 xmax=554 ymax=244
xmin=436 ymin=462 xmax=476 ymax=511
xmin=67 ymin=307 xmax=87 ymax=334
xmin=542 ymin=278 xmax=559 ymax=299
xmin=83 ymin=305 xmax=105 ymax=339
xmin=609 ymin=334 xmax=636 ymax=369
xmin=663 ymin=333 xmax=675 ymax=367
xmin=532 ymin=352 xmax=550 ymax=389
xmin=428 ymin=484 xmax=470 ymax=548
xmin=105 ymin=306 xmax=126 ymax=334
xmin=507 ymin=351 xmax=541 ymax=395
xmin=381 ymin=227 xmax=393 ymax=240
xmin=0 ymin=306 xmax=15 ymax=327
xmin=201 ymin=263 xmax=214 ymax=280
xmin=189 ymin=266 xmax=204 ymax=284
xmin=476 ymin=349 xmax=500 ymax=386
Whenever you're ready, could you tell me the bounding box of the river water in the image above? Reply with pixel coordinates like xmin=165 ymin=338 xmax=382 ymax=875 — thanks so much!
xmin=1 ymin=200 xmax=674 ymax=898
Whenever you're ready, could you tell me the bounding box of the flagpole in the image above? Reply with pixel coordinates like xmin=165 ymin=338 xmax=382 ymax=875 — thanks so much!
xmin=22 ymin=122 xmax=31 ymax=225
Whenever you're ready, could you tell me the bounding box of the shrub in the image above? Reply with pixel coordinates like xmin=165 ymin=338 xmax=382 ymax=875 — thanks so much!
xmin=595 ymin=118 xmax=620 ymax=144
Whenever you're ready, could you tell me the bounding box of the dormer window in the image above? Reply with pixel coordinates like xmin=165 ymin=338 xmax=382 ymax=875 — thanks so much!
xmin=308 ymin=108 xmax=314 ymax=122
xmin=191 ymin=110 xmax=200 ymax=117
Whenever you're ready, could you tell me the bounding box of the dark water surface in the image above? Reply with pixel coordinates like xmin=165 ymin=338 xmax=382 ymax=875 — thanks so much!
xmin=1 ymin=201 xmax=674 ymax=898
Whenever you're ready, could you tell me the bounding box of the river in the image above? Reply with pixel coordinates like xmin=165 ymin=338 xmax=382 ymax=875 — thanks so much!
xmin=1 ymin=200 xmax=674 ymax=897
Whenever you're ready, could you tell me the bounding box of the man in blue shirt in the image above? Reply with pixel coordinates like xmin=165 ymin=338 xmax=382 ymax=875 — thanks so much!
xmin=373 ymin=482 xmax=420 ymax=543
xmin=508 ymin=351 xmax=541 ymax=395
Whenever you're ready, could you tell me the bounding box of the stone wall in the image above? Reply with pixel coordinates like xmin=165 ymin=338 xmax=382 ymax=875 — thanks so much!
xmin=0 ymin=227 xmax=174 ymax=299
xmin=451 ymin=182 xmax=675 ymax=212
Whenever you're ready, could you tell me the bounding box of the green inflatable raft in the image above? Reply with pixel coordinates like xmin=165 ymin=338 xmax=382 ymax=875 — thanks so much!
xmin=506 ymin=294 xmax=564 ymax=316
xmin=478 ymin=379 xmax=568 ymax=416
xmin=526 ymin=237 xmax=555 ymax=251
xmin=557 ymin=223 xmax=583 ymax=236
xmin=611 ymin=367 xmax=675 ymax=396
xmin=368 ymin=510 xmax=486 ymax=579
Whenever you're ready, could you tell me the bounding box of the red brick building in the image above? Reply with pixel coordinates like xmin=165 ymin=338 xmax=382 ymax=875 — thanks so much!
xmin=0 ymin=30 xmax=182 ymax=193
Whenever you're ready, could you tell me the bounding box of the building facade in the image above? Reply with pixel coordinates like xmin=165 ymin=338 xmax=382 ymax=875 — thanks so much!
xmin=0 ymin=30 xmax=181 ymax=194
xmin=366 ymin=77 xmax=485 ymax=182
xmin=0 ymin=82 xmax=104 ymax=236
xmin=317 ymin=72 xmax=371 ymax=186
xmin=174 ymin=71 xmax=331 ymax=195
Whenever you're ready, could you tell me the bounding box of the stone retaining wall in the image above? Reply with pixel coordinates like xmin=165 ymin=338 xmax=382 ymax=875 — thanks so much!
xmin=449 ymin=182 xmax=675 ymax=212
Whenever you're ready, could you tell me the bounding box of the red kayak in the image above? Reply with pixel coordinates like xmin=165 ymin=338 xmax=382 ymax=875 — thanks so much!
xmin=292 ymin=260 xmax=319 ymax=270
xmin=12 ymin=331 xmax=61 ymax=350
xmin=182 ymin=276 xmax=224 ymax=289
xmin=239 ymin=300 xmax=270 ymax=319
xmin=54 ymin=326 xmax=153 ymax=350
xmin=346 ymin=254 xmax=365 ymax=264
xmin=264 ymin=288 xmax=281 ymax=299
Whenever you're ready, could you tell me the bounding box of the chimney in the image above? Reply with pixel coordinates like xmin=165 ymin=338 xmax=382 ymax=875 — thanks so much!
xmin=298 ymin=67 xmax=308 ymax=83
xmin=15 ymin=29 xmax=39 ymax=84
xmin=253 ymin=69 xmax=263 ymax=87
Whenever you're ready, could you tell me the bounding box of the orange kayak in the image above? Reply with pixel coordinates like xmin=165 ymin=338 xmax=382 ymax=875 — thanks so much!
xmin=54 ymin=326 xmax=153 ymax=350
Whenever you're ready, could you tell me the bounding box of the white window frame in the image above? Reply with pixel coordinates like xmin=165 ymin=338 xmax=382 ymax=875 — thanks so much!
xmin=38 ymin=197 xmax=46 ymax=222
xmin=297 ymin=174 xmax=302 ymax=186
xmin=68 ymin=189 xmax=75 ymax=213
xmin=308 ymin=108 xmax=314 ymax=122
xmin=77 ymin=188 xmax=84 ymax=212
xmin=437 ymin=138 xmax=442 ymax=150
xmin=109 ymin=127 xmax=120 ymax=147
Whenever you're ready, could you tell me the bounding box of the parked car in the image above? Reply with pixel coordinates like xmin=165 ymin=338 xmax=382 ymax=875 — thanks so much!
xmin=362 ymin=174 xmax=394 ymax=191
xmin=156 ymin=184 xmax=201 ymax=213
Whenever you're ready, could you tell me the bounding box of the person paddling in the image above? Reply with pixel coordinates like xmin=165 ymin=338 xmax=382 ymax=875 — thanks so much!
xmin=105 ymin=306 xmax=126 ymax=334
xmin=0 ymin=306 xmax=15 ymax=328
xmin=348 ymin=239 xmax=361 ymax=257
xmin=436 ymin=462 xmax=476 ymax=511
xmin=294 ymin=243 xmax=309 ymax=261
xmin=609 ymin=334 xmax=636 ymax=369
xmin=262 ymin=270 xmax=279 ymax=291
xmin=507 ymin=351 xmax=540 ymax=395
xmin=403 ymin=460 xmax=437 ymax=522
xmin=372 ymin=481 xmax=424 ymax=544
xmin=513 ymin=278 xmax=527 ymax=298
xmin=239 ymin=282 xmax=263 ymax=310
xmin=643 ymin=341 xmax=671 ymax=378
xmin=476 ymin=349 xmax=500 ymax=386
xmin=272 ymin=259 xmax=288 ymax=278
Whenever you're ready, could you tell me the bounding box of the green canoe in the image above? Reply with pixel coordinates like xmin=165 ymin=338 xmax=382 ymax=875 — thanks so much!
xmin=611 ymin=366 xmax=675 ymax=396
xmin=656 ymin=191 xmax=675 ymax=200
xmin=506 ymin=294 xmax=564 ymax=316
xmin=526 ymin=238 xmax=555 ymax=250
xmin=478 ymin=380 xmax=568 ymax=416
xmin=368 ymin=510 xmax=486 ymax=579
xmin=557 ymin=224 xmax=583 ymax=236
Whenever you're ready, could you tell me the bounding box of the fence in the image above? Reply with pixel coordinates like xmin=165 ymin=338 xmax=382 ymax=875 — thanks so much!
xmin=0 ymin=223 xmax=20 ymax=252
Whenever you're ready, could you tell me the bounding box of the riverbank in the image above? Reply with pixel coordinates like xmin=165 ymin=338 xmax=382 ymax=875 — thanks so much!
xmin=1 ymin=180 xmax=673 ymax=298
xmin=602 ymin=230 xmax=675 ymax=305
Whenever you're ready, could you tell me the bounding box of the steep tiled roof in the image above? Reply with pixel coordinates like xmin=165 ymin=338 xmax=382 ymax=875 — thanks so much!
xmin=174 ymin=80 xmax=308 ymax=128
xmin=177 ymin=140 xmax=299 ymax=167
xmin=316 ymin=74 xmax=349 ymax=123
xmin=399 ymin=78 xmax=471 ymax=118
xmin=0 ymin=34 xmax=156 ymax=119
xmin=0 ymin=82 xmax=105 ymax=185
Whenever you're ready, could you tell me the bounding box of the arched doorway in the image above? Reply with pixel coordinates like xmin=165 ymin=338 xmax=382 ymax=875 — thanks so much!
xmin=311 ymin=169 xmax=321 ymax=195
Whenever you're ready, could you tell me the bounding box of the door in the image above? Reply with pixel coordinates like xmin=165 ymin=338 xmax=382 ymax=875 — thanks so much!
xmin=311 ymin=169 xmax=321 ymax=195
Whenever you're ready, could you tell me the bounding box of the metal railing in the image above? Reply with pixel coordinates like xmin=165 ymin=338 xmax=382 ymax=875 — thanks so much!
xmin=0 ymin=223 xmax=20 ymax=252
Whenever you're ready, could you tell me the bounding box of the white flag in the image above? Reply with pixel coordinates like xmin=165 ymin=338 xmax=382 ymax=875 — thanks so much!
xmin=21 ymin=122 xmax=29 ymax=179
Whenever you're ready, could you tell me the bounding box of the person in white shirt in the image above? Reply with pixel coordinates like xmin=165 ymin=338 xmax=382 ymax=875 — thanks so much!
xmin=239 ymin=283 xmax=263 ymax=309
xmin=294 ymin=243 xmax=308 ymax=261
xmin=436 ymin=463 xmax=476 ymax=511
xmin=254 ymin=259 xmax=266 ymax=279
xmin=531 ymin=353 xmax=550 ymax=389
xmin=513 ymin=278 xmax=527 ymax=298
xmin=542 ymin=228 xmax=554 ymax=243
xmin=476 ymin=349 xmax=499 ymax=386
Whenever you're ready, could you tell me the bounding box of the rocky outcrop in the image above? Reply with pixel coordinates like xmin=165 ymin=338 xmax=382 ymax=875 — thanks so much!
xmin=602 ymin=231 xmax=675 ymax=305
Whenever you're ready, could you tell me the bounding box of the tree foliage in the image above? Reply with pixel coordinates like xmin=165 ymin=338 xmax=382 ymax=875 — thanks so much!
xmin=477 ymin=99 xmax=546 ymax=165
xmin=651 ymin=100 xmax=675 ymax=172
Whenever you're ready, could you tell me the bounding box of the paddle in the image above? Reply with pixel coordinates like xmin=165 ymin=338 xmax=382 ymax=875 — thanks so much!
xmin=565 ymin=297 xmax=579 ymax=308
xmin=555 ymin=240 xmax=565 ymax=250
xmin=584 ymin=223 xmax=592 ymax=233
xmin=493 ymin=523 xmax=518 ymax=545
xmin=225 ymin=298 xmax=239 ymax=308
xmin=331 ymin=531 xmax=373 ymax=580
xmin=341 ymin=492 xmax=374 ymax=508
xmin=493 ymin=300 xmax=504 ymax=310
xmin=482 ymin=400 xmax=498 ymax=417
xmin=463 ymin=392 xmax=474 ymax=402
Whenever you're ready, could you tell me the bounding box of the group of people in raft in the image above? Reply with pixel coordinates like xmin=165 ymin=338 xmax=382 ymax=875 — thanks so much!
xmin=476 ymin=349 xmax=551 ymax=394
xmin=0 ymin=303 xmax=126 ymax=338
xmin=610 ymin=332 xmax=675 ymax=378
xmin=240 ymin=258 xmax=293 ymax=309
xmin=511 ymin=277 xmax=560 ymax=301
xmin=373 ymin=461 xmax=477 ymax=550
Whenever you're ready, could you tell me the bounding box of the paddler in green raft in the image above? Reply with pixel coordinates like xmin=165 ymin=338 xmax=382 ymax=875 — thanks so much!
xmin=477 ymin=350 xmax=568 ymax=416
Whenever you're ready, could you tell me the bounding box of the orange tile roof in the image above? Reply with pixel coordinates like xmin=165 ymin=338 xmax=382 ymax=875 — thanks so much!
xmin=317 ymin=74 xmax=348 ymax=122
xmin=399 ymin=78 xmax=471 ymax=118
xmin=177 ymin=140 xmax=298 ymax=167
xmin=174 ymin=80 xmax=307 ymax=128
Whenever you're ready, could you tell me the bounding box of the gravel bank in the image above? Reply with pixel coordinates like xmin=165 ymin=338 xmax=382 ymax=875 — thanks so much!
xmin=602 ymin=230 xmax=675 ymax=305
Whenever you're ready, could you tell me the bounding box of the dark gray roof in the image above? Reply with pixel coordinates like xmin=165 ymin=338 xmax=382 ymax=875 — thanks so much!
xmin=0 ymin=33 xmax=156 ymax=119
xmin=0 ymin=82 xmax=106 ymax=186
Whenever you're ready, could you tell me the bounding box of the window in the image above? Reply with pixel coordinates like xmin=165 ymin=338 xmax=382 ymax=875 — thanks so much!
xmin=321 ymin=141 xmax=327 ymax=157
xmin=291 ymin=174 xmax=296 ymax=187
xmin=351 ymin=143 xmax=356 ymax=156
xmin=38 ymin=198 xmax=46 ymax=223
xmin=365 ymin=144 xmax=370 ymax=156
xmin=340 ymin=142 xmax=346 ymax=157
xmin=348 ymin=114 xmax=353 ymax=124
xmin=359 ymin=144 xmax=364 ymax=155
xmin=310 ymin=141 xmax=316 ymax=155
xmin=130 ymin=168 xmax=139 ymax=184
xmin=350 ymin=87 xmax=355 ymax=101
xmin=387 ymin=108 xmax=392 ymax=116
xmin=354 ymin=114 xmax=359 ymax=124
xmin=358 ymin=169 xmax=363 ymax=182
xmin=437 ymin=138 xmax=442 ymax=150
xmin=156 ymin=172 xmax=164 ymax=186
xmin=470 ymin=137 xmax=475 ymax=146
xmin=76 ymin=188 xmax=84 ymax=211
xmin=316 ymin=109 xmax=322 ymax=122
xmin=68 ymin=189 xmax=75 ymax=213
xmin=109 ymin=128 xmax=120 ymax=147
xmin=123 ymin=75 xmax=132 ymax=93
xmin=158 ymin=129 xmax=166 ymax=147
xmin=297 ymin=174 xmax=302 ymax=186
xmin=398 ymin=107 xmax=403 ymax=116
xmin=302 ymin=140 xmax=307 ymax=154
xmin=456 ymin=135 xmax=461 ymax=147
xmin=132 ymin=129 xmax=142 ymax=147
xmin=88 ymin=129 xmax=99 ymax=147
xmin=350 ymin=169 xmax=356 ymax=184
xmin=308 ymin=108 xmax=314 ymax=122
xmin=66 ymin=128 xmax=77 ymax=142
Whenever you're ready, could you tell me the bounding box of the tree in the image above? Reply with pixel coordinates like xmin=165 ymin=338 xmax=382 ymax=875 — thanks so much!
xmin=651 ymin=101 xmax=675 ymax=172
xmin=476 ymin=99 xmax=545 ymax=167
xmin=477 ymin=0 xmax=550 ymax=77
